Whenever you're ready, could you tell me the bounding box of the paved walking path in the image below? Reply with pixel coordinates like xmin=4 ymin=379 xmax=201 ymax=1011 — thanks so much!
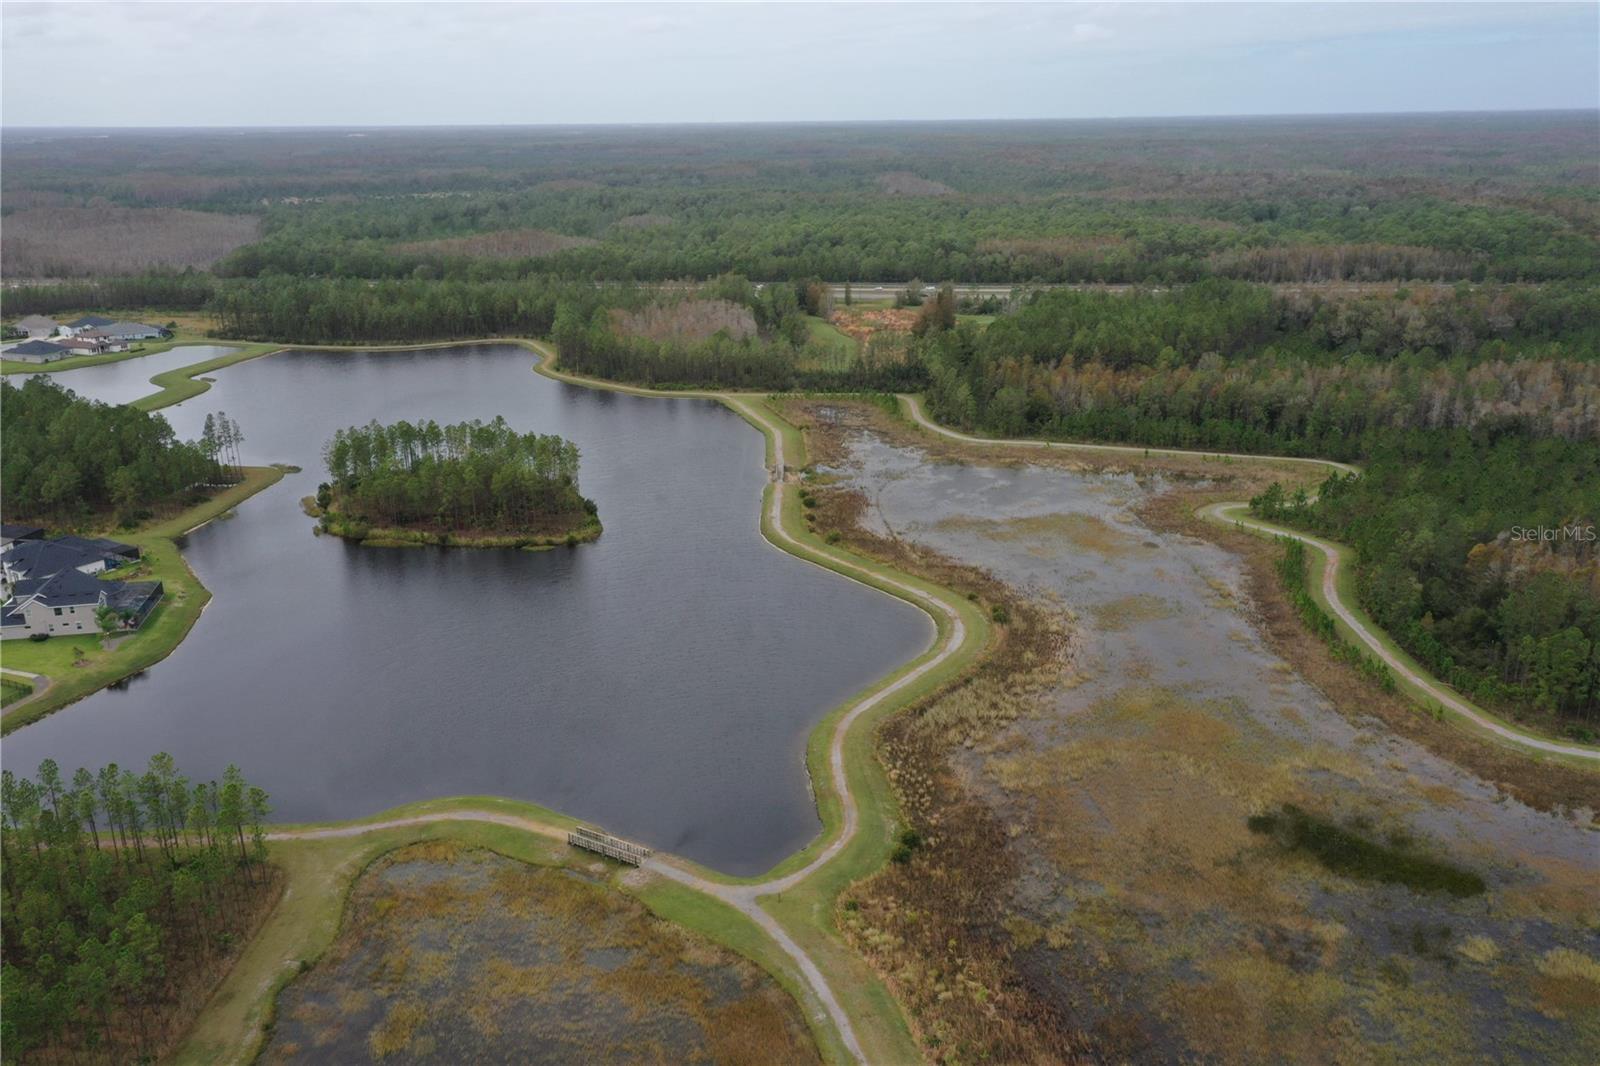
xmin=267 ymin=394 xmax=971 ymax=1065
xmin=898 ymin=394 xmax=1598 ymax=763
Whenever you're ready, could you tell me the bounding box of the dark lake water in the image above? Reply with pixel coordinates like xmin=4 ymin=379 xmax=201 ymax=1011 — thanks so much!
xmin=2 ymin=345 xmax=931 ymax=875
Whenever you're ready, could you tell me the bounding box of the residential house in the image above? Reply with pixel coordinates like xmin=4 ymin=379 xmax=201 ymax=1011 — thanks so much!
xmin=53 ymin=336 xmax=109 ymax=356
xmin=2 ymin=539 xmax=115 ymax=583
xmin=0 ymin=524 xmax=45 ymax=549
xmin=78 ymin=329 xmax=131 ymax=352
xmin=52 ymin=535 xmax=141 ymax=565
xmin=15 ymin=315 xmax=60 ymax=339
xmin=2 ymin=570 xmax=108 ymax=638
xmin=3 ymin=339 xmax=71 ymax=364
xmin=61 ymin=314 xmax=117 ymax=337
xmin=0 ymin=534 xmax=161 ymax=641
xmin=100 ymin=321 xmax=165 ymax=342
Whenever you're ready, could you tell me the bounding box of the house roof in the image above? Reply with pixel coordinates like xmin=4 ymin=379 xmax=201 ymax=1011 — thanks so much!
xmin=4 ymin=339 xmax=68 ymax=357
xmin=2 ymin=539 xmax=107 ymax=578
xmin=54 ymin=535 xmax=138 ymax=559
xmin=55 ymin=337 xmax=103 ymax=349
xmin=16 ymin=315 xmax=58 ymax=329
xmin=9 ymin=569 xmax=107 ymax=609
xmin=102 ymin=321 xmax=162 ymax=335
xmin=0 ymin=524 xmax=44 ymax=541
xmin=66 ymin=314 xmax=116 ymax=328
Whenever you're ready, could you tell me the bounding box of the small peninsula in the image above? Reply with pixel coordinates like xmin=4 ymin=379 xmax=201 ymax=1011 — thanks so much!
xmin=313 ymin=416 xmax=601 ymax=549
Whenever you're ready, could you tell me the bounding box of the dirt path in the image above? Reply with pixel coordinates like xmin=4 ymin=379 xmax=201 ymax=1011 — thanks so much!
xmin=898 ymin=394 xmax=1599 ymax=763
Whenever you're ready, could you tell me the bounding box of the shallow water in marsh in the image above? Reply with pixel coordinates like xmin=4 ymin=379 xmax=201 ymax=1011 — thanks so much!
xmin=2 ymin=346 xmax=931 ymax=876
xmin=839 ymin=431 xmax=1599 ymax=1063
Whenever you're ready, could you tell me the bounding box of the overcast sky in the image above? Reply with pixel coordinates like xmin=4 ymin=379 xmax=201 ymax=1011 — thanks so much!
xmin=3 ymin=2 xmax=1596 ymax=126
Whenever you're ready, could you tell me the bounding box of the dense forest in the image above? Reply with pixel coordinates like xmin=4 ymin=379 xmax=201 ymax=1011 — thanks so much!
xmin=0 ymin=378 xmax=237 ymax=524
xmin=0 ymin=756 xmax=276 ymax=1064
xmin=321 ymin=417 xmax=596 ymax=536
xmin=920 ymin=281 xmax=1600 ymax=456
xmin=4 ymin=115 xmax=1596 ymax=285
xmin=914 ymin=281 xmax=1599 ymax=732
xmin=1254 ymin=437 xmax=1600 ymax=734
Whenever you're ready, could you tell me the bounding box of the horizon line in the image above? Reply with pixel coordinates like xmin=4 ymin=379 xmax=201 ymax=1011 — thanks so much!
xmin=4 ymin=106 xmax=1597 ymax=133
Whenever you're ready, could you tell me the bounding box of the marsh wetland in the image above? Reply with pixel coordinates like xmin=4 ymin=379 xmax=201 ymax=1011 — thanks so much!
xmin=831 ymin=427 xmax=1599 ymax=1063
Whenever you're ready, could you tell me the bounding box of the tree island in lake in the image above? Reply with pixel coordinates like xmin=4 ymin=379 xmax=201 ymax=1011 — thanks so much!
xmin=314 ymin=417 xmax=600 ymax=549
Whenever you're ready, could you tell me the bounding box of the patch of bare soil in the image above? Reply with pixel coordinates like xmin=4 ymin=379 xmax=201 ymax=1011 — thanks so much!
xmin=261 ymin=842 xmax=818 ymax=1065
xmin=392 ymin=227 xmax=597 ymax=260
xmin=830 ymin=306 xmax=919 ymax=343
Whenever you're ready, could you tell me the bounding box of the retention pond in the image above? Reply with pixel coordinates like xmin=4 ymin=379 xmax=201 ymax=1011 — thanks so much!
xmin=3 ymin=345 xmax=931 ymax=876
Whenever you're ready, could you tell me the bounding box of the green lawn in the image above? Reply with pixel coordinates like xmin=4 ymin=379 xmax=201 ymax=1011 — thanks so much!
xmin=131 ymin=341 xmax=283 ymax=410
xmin=801 ymin=316 xmax=860 ymax=372
xmin=1 ymin=466 xmax=287 ymax=733
xmin=0 ymin=678 xmax=33 ymax=707
xmin=2 ymin=330 xmax=213 ymax=375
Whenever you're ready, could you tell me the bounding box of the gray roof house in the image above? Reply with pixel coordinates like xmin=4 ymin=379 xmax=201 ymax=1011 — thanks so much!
xmin=64 ymin=314 xmax=117 ymax=331
xmin=0 ymin=524 xmax=45 ymax=548
xmin=1 ymin=535 xmax=136 ymax=584
xmin=1 ymin=537 xmax=162 ymax=641
xmin=3 ymin=339 xmax=71 ymax=364
xmin=15 ymin=315 xmax=59 ymax=339
xmin=53 ymin=535 xmax=141 ymax=563
xmin=99 ymin=321 xmax=166 ymax=341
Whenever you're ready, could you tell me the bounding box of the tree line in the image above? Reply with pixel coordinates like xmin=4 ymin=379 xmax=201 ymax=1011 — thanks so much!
xmin=1254 ymin=433 xmax=1599 ymax=732
xmin=1 ymin=755 xmax=275 ymax=1064
xmin=321 ymin=416 xmax=594 ymax=533
xmin=1 ymin=379 xmax=242 ymax=525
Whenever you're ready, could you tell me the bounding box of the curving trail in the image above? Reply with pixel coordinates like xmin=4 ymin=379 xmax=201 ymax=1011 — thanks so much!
xmin=898 ymin=394 xmax=1600 ymax=763
xmin=1201 ymin=504 xmax=1600 ymax=761
xmin=0 ymin=668 xmax=52 ymax=717
xmin=268 ymin=389 xmax=975 ymax=1065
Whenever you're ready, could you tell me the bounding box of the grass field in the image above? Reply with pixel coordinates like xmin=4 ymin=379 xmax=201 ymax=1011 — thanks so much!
xmin=1 ymin=466 xmax=287 ymax=733
xmin=0 ymin=677 xmax=33 ymax=706
xmin=801 ymin=316 xmax=860 ymax=372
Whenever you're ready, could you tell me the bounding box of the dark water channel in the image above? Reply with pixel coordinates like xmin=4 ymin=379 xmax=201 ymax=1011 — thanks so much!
xmin=2 ymin=345 xmax=931 ymax=875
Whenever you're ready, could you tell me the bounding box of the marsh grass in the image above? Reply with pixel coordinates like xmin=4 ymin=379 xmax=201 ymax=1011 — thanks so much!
xmin=262 ymin=844 xmax=818 ymax=1065
xmin=1247 ymin=804 xmax=1486 ymax=897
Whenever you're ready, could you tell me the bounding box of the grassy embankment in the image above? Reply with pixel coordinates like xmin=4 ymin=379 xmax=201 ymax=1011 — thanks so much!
xmin=1210 ymin=502 xmax=1599 ymax=765
xmin=315 ymin=506 xmax=602 ymax=551
xmin=1 ymin=466 xmax=285 ymax=733
xmin=531 ymin=339 xmax=994 ymax=1063
xmin=178 ymin=338 xmax=989 ymax=1065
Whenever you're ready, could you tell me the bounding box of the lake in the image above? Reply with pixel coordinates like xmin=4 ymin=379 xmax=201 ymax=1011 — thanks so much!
xmin=2 ymin=345 xmax=932 ymax=876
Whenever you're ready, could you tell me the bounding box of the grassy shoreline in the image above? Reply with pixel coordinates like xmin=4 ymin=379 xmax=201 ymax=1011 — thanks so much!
xmin=155 ymin=338 xmax=984 ymax=1065
xmin=1 ymin=466 xmax=287 ymax=733
xmin=317 ymin=509 xmax=602 ymax=550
